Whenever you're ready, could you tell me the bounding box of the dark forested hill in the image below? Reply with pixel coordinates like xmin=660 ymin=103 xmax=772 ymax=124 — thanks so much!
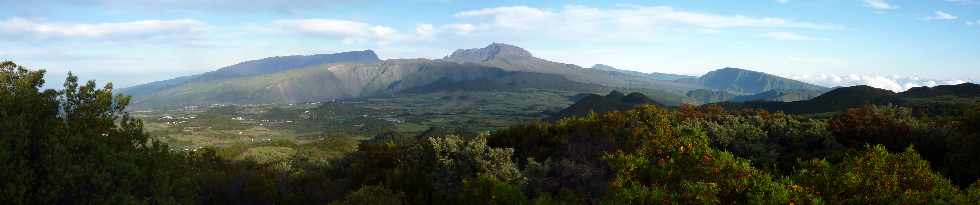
xmin=719 ymin=83 xmax=980 ymax=115
xmin=548 ymin=91 xmax=661 ymax=120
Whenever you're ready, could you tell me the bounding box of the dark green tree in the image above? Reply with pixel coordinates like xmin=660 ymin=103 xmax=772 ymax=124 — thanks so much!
xmin=0 ymin=61 xmax=197 ymax=204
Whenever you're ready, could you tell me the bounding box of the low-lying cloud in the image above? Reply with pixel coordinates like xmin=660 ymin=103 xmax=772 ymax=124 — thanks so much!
xmin=786 ymin=73 xmax=969 ymax=92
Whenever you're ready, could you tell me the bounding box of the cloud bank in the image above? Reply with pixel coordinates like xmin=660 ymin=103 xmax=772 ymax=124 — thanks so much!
xmin=786 ymin=74 xmax=969 ymax=92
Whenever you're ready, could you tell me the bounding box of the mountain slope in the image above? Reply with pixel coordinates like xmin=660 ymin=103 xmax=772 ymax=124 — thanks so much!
xmin=128 ymin=59 xmax=514 ymax=108
xmin=121 ymin=43 xmax=828 ymax=109
xmin=121 ymin=51 xmax=381 ymax=97
xmin=694 ymin=67 xmax=826 ymax=94
xmin=443 ymin=43 xmax=703 ymax=93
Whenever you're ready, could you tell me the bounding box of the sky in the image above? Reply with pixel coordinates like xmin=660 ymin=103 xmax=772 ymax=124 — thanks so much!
xmin=1 ymin=0 xmax=978 ymax=92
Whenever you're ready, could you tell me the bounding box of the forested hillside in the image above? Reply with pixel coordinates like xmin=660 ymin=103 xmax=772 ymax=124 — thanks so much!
xmin=4 ymin=61 xmax=980 ymax=204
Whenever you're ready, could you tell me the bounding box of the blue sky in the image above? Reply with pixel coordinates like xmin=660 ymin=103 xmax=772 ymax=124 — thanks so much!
xmin=1 ymin=0 xmax=978 ymax=91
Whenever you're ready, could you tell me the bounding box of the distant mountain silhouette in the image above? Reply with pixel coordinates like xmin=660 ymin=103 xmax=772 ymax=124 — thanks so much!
xmin=120 ymin=43 xmax=837 ymax=109
xmin=900 ymin=83 xmax=980 ymax=98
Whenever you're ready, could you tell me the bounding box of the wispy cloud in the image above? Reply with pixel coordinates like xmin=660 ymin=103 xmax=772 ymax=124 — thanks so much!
xmin=273 ymin=19 xmax=403 ymax=44
xmin=776 ymin=0 xmax=789 ymax=4
xmin=864 ymin=0 xmax=899 ymax=10
xmin=448 ymin=5 xmax=838 ymax=43
xmin=924 ymin=11 xmax=958 ymax=20
xmin=763 ymin=31 xmax=822 ymax=41
xmin=944 ymin=0 xmax=978 ymax=4
xmin=6 ymin=0 xmax=360 ymax=12
xmin=0 ymin=17 xmax=205 ymax=40
xmin=968 ymin=19 xmax=980 ymax=26
xmin=455 ymin=5 xmax=838 ymax=30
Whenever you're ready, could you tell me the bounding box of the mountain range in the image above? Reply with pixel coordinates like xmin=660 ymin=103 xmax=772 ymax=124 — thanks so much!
xmin=121 ymin=43 xmax=828 ymax=109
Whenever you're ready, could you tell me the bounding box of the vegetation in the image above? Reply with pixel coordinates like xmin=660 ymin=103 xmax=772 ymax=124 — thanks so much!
xmin=3 ymin=61 xmax=980 ymax=204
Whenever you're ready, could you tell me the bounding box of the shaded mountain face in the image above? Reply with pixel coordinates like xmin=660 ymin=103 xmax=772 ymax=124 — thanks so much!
xmin=549 ymin=91 xmax=661 ymax=120
xmin=686 ymin=89 xmax=739 ymax=104
xmin=730 ymin=89 xmax=826 ymax=102
xmin=687 ymin=88 xmax=826 ymax=104
xmin=696 ymin=67 xmax=826 ymax=94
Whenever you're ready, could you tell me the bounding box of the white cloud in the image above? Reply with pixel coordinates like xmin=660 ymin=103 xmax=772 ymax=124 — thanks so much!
xmin=274 ymin=19 xmax=403 ymax=44
xmin=0 ymin=17 xmax=205 ymax=40
xmin=786 ymin=73 xmax=967 ymax=92
xmin=5 ymin=0 xmax=359 ymax=12
xmin=763 ymin=31 xmax=821 ymax=41
xmin=968 ymin=20 xmax=980 ymax=26
xmin=864 ymin=0 xmax=899 ymax=10
xmin=925 ymin=11 xmax=958 ymax=20
xmin=445 ymin=24 xmax=476 ymax=35
xmin=945 ymin=0 xmax=977 ymax=4
xmin=450 ymin=5 xmax=837 ymax=42
xmin=776 ymin=0 xmax=789 ymax=4
xmin=415 ymin=24 xmax=436 ymax=39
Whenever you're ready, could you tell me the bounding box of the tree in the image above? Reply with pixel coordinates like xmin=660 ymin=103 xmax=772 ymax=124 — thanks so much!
xmin=794 ymin=145 xmax=966 ymax=204
xmin=0 ymin=61 xmax=197 ymax=204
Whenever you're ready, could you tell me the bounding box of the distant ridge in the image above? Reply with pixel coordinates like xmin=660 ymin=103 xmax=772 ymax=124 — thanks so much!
xmin=717 ymin=83 xmax=980 ymax=114
xmin=694 ymin=67 xmax=826 ymax=94
xmin=549 ymin=91 xmax=661 ymax=120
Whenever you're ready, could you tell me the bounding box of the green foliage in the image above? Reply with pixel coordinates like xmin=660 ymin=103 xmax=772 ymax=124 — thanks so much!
xmin=460 ymin=175 xmax=528 ymax=205
xmin=330 ymin=185 xmax=406 ymax=205
xmin=794 ymin=145 xmax=965 ymax=204
xmin=0 ymin=61 xmax=198 ymax=204
xmin=829 ymin=105 xmax=915 ymax=150
xmin=4 ymin=60 xmax=980 ymax=204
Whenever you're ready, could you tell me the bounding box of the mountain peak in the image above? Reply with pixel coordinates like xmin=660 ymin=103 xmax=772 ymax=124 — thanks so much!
xmin=445 ymin=43 xmax=534 ymax=62
xmin=591 ymin=64 xmax=618 ymax=71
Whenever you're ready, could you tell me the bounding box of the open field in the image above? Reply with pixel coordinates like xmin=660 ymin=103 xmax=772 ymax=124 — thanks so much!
xmin=133 ymin=88 xmax=578 ymax=162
